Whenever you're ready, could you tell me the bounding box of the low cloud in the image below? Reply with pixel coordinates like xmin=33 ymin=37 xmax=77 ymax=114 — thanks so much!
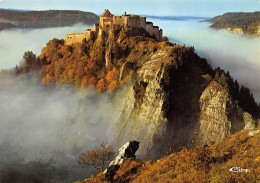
xmin=0 ymin=73 xmax=127 ymax=182
xmin=0 ymin=24 xmax=91 ymax=70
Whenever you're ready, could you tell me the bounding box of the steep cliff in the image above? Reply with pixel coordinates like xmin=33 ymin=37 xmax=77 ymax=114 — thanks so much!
xmin=17 ymin=25 xmax=260 ymax=159
xmin=199 ymin=81 xmax=231 ymax=144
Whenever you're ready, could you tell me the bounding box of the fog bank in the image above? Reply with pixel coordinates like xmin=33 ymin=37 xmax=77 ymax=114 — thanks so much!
xmin=0 ymin=24 xmax=91 ymax=70
xmin=0 ymin=73 xmax=127 ymax=182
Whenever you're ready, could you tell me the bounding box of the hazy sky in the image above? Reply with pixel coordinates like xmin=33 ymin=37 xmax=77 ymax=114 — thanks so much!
xmin=0 ymin=0 xmax=260 ymax=17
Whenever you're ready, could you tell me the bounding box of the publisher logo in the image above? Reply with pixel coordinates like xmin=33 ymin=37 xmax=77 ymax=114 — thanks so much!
xmin=229 ymin=166 xmax=248 ymax=173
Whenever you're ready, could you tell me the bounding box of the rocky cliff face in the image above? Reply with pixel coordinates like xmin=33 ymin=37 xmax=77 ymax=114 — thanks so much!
xmin=199 ymin=81 xmax=231 ymax=144
xmin=105 ymin=29 xmax=259 ymax=158
xmin=112 ymin=48 xmax=170 ymax=158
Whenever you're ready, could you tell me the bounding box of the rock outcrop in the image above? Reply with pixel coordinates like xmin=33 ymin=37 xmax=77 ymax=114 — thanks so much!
xmin=105 ymin=141 xmax=139 ymax=181
xmin=243 ymin=112 xmax=257 ymax=130
xmin=199 ymin=81 xmax=231 ymax=144
xmin=107 ymin=140 xmax=139 ymax=168
xmin=248 ymin=130 xmax=260 ymax=136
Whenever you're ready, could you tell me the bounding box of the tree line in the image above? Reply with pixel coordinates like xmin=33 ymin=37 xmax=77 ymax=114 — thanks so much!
xmin=214 ymin=67 xmax=260 ymax=119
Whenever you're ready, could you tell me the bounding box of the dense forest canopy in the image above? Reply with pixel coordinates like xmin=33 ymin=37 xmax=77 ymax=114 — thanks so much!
xmin=208 ymin=11 xmax=260 ymax=35
xmin=0 ymin=10 xmax=99 ymax=30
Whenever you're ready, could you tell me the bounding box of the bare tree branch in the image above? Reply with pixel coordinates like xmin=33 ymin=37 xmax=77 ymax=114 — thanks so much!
xmin=77 ymin=143 xmax=115 ymax=173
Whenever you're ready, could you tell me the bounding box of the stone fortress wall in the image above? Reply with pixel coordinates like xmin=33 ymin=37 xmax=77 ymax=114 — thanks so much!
xmin=65 ymin=9 xmax=163 ymax=45
xmin=65 ymin=33 xmax=86 ymax=45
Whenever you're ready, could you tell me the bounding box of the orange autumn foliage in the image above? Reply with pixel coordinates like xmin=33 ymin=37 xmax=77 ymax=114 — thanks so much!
xmin=106 ymin=69 xmax=119 ymax=82
xmin=80 ymin=126 xmax=260 ymax=183
xmin=22 ymin=26 xmax=170 ymax=92
xmin=108 ymin=80 xmax=119 ymax=92
xmin=42 ymin=73 xmax=53 ymax=85
xmin=96 ymin=79 xmax=106 ymax=93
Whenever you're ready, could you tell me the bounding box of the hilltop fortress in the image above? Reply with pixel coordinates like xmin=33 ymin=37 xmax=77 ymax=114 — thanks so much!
xmin=65 ymin=9 xmax=163 ymax=45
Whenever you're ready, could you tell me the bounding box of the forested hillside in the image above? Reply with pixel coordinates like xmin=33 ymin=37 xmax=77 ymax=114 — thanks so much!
xmin=208 ymin=12 xmax=260 ymax=36
xmin=0 ymin=10 xmax=99 ymax=30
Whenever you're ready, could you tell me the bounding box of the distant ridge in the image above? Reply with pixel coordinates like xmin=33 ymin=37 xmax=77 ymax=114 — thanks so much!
xmin=0 ymin=8 xmax=32 ymax=12
xmin=208 ymin=11 xmax=260 ymax=36
xmin=0 ymin=9 xmax=99 ymax=30
xmin=144 ymin=15 xmax=211 ymax=20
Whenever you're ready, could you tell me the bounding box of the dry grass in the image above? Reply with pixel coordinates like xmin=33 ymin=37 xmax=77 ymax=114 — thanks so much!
xmin=79 ymin=126 xmax=260 ymax=183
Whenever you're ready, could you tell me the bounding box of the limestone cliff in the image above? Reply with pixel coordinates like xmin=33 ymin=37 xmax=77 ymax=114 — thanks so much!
xmin=199 ymin=81 xmax=231 ymax=144
xmin=107 ymin=30 xmax=259 ymax=158
xmin=105 ymin=29 xmax=259 ymax=158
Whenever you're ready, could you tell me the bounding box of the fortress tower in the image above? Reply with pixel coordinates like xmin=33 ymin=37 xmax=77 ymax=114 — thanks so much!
xmin=100 ymin=9 xmax=114 ymax=33
xmin=65 ymin=9 xmax=163 ymax=45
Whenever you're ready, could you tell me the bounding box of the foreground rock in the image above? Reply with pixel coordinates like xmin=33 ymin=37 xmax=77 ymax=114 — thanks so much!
xmin=105 ymin=140 xmax=139 ymax=181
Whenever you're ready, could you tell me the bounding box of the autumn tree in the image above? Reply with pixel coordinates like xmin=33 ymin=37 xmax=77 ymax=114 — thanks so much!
xmin=108 ymin=80 xmax=119 ymax=92
xmin=78 ymin=143 xmax=115 ymax=173
xmin=106 ymin=68 xmax=119 ymax=82
xmin=22 ymin=51 xmax=37 ymax=72
xmin=96 ymin=79 xmax=106 ymax=93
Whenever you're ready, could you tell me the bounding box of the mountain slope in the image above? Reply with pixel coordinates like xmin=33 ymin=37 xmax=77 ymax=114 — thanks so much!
xmin=77 ymin=126 xmax=260 ymax=183
xmin=208 ymin=12 xmax=260 ymax=36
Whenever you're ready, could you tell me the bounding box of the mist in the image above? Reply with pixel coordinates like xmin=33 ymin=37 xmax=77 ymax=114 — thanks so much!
xmin=0 ymin=73 xmax=127 ymax=182
xmin=0 ymin=24 xmax=92 ymax=70
xmin=150 ymin=18 xmax=260 ymax=102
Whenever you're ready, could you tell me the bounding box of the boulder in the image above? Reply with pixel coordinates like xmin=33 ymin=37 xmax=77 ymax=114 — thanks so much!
xmin=243 ymin=112 xmax=256 ymax=130
xmin=105 ymin=140 xmax=139 ymax=181
xmin=108 ymin=140 xmax=139 ymax=168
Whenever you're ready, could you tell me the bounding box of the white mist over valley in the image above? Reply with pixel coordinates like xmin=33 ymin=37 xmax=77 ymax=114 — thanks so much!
xmin=0 ymin=24 xmax=91 ymax=70
xmin=0 ymin=74 xmax=127 ymax=182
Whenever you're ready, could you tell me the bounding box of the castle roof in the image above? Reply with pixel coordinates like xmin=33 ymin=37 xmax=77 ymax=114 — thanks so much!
xmin=101 ymin=9 xmax=113 ymax=18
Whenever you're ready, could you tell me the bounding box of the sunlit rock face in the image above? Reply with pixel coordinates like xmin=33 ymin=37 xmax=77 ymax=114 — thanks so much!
xmin=107 ymin=140 xmax=139 ymax=169
xmin=243 ymin=112 xmax=257 ymax=130
xmin=113 ymin=49 xmax=170 ymax=158
xmin=199 ymin=80 xmax=259 ymax=144
xmin=199 ymin=81 xmax=232 ymax=144
xmin=110 ymin=44 xmax=209 ymax=158
xmin=105 ymin=140 xmax=139 ymax=182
